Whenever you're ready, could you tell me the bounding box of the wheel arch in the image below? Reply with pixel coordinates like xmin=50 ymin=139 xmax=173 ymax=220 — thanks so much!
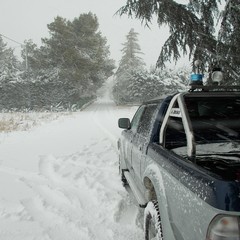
xmin=142 ymin=163 xmax=168 ymax=203
xmin=142 ymin=163 xmax=176 ymax=239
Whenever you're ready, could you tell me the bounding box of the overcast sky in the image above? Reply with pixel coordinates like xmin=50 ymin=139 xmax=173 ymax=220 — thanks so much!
xmin=0 ymin=0 xmax=172 ymax=68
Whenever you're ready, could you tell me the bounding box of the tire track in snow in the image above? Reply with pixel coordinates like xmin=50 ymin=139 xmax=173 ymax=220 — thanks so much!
xmin=18 ymin=140 xmax=143 ymax=239
xmin=88 ymin=99 xmax=137 ymax=154
xmin=86 ymin=78 xmax=138 ymax=153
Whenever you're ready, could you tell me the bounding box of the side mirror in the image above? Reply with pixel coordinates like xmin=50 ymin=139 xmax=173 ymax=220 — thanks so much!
xmin=118 ymin=118 xmax=131 ymax=129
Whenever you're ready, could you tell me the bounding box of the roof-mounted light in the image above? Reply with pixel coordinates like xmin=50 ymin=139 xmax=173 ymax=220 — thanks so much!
xmin=212 ymin=67 xmax=223 ymax=85
xmin=190 ymin=73 xmax=203 ymax=82
xmin=190 ymin=60 xmax=203 ymax=86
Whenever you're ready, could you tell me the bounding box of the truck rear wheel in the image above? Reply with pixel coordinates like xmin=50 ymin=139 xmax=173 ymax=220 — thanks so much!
xmin=144 ymin=200 xmax=163 ymax=240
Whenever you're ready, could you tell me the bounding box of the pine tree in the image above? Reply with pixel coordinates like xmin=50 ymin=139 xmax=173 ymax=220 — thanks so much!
xmin=41 ymin=13 xmax=115 ymax=94
xmin=118 ymin=0 xmax=240 ymax=84
xmin=116 ymin=28 xmax=145 ymax=77
xmin=113 ymin=28 xmax=146 ymax=104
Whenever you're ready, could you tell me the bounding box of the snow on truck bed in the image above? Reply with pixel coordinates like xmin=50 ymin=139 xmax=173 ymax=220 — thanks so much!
xmin=0 ymin=82 xmax=143 ymax=239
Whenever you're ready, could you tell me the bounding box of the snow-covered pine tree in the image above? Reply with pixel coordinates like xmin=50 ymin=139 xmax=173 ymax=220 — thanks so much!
xmin=124 ymin=66 xmax=189 ymax=104
xmin=116 ymin=28 xmax=145 ymax=77
xmin=113 ymin=28 xmax=146 ymax=104
xmin=42 ymin=13 xmax=115 ymax=95
xmin=126 ymin=70 xmax=165 ymax=103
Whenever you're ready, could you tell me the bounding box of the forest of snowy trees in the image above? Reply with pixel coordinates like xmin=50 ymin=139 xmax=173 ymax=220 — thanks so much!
xmin=112 ymin=0 xmax=240 ymax=104
xmin=0 ymin=13 xmax=115 ymax=111
xmin=1 ymin=0 xmax=240 ymax=110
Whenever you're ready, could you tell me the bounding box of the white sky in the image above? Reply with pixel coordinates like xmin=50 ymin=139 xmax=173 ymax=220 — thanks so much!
xmin=0 ymin=0 xmax=171 ymax=68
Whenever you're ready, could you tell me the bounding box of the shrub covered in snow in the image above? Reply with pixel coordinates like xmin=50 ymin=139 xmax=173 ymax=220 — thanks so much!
xmin=113 ymin=66 xmax=190 ymax=105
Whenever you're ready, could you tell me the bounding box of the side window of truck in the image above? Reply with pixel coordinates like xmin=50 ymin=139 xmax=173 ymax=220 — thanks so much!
xmin=137 ymin=104 xmax=158 ymax=137
xmin=131 ymin=105 xmax=146 ymax=133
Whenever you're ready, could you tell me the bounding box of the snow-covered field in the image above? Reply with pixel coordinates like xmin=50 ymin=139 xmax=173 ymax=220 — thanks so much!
xmin=0 ymin=80 xmax=144 ymax=240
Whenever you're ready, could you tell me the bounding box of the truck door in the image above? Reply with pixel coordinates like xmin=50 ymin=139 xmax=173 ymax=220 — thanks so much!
xmin=126 ymin=105 xmax=146 ymax=174
xmin=131 ymin=104 xmax=158 ymax=183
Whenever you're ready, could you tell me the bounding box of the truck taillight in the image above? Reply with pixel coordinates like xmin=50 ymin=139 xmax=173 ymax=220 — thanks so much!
xmin=206 ymin=215 xmax=240 ymax=240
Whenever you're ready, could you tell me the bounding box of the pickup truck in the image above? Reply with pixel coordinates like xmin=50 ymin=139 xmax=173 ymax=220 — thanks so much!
xmin=118 ymin=85 xmax=240 ymax=240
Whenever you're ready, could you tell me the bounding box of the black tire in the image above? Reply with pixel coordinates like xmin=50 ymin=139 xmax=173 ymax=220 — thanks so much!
xmin=144 ymin=200 xmax=163 ymax=240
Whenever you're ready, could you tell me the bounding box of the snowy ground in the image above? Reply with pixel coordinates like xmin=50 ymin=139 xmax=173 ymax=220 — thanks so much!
xmin=0 ymin=79 xmax=144 ymax=240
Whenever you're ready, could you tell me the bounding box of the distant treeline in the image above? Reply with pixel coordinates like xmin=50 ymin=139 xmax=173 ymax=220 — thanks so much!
xmin=0 ymin=79 xmax=94 ymax=111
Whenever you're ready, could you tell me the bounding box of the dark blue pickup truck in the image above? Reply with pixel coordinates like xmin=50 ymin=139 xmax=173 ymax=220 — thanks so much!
xmin=118 ymin=85 xmax=240 ymax=240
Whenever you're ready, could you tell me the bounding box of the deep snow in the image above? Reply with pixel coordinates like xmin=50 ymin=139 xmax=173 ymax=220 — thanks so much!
xmin=0 ymin=78 xmax=144 ymax=240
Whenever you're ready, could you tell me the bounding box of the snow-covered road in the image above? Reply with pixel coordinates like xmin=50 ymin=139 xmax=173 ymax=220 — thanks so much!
xmin=0 ymin=80 xmax=144 ymax=240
